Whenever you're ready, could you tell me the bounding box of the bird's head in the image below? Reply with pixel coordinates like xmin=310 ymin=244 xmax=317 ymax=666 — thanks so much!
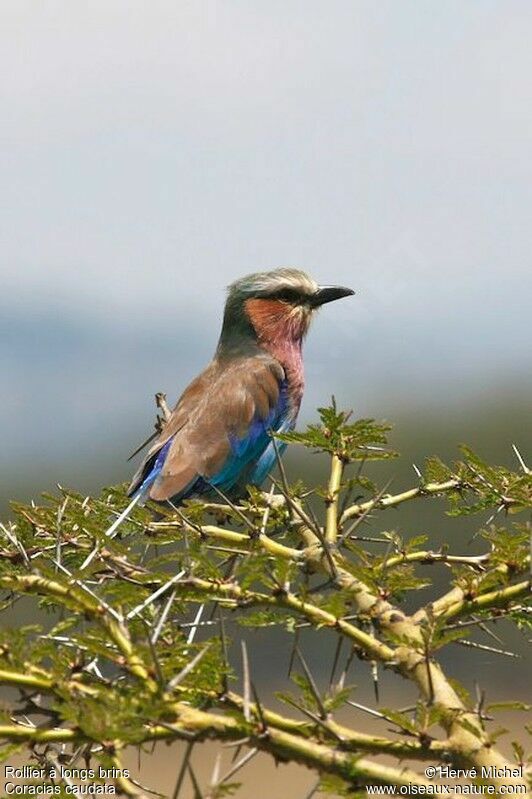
xmin=218 ymin=268 xmax=354 ymax=355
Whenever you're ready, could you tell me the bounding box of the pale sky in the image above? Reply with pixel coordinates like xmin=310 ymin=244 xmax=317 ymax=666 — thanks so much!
xmin=1 ymin=1 xmax=531 ymax=499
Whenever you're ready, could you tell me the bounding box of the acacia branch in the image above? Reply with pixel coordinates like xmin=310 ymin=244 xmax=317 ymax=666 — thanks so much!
xmin=0 ymin=724 xmax=79 ymax=743
xmin=325 ymin=454 xmax=344 ymax=544
xmin=284 ymin=502 xmax=526 ymax=787
xmin=427 ymin=559 xmax=531 ymax=618
xmin=439 ymin=579 xmax=531 ymax=622
xmin=381 ymin=550 xmax=490 ymax=569
xmin=0 ymin=661 xmax=445 ymax=766
xmin=147 ymin=704 xmax=433 ymax=790
xmin=340 ymin=479 xmax=461 ymax=524
xmin=2 ymin=408 xmax=530 ymax=796
xmin=176 ymin=575 xmax=395 ymax=662
xmin=148 ymin=520 xmax=303 ymax=560
xmin=0 ymin=574 xmax=158 ymax=694
xmin=222 ymin=691 xmax=449 ymax=761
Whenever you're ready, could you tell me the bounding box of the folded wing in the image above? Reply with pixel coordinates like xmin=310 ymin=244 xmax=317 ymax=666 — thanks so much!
xmin=128 ymin=355 xmax=289 ymax=503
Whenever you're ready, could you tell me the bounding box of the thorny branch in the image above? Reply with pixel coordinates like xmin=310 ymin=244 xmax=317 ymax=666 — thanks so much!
xmin=0 ymin=403 xmax=530 ymax=797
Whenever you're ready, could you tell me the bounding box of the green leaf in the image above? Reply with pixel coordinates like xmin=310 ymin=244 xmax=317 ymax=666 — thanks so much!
xmin=277 ymin=402 xmax=397 ymax=463
xmin=487 ymin=702 xmax=532 ymax=713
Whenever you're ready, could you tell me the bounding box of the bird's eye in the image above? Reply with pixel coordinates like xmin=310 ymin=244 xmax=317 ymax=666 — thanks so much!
xmin=272 ymin=287 xmax=301 ymax=303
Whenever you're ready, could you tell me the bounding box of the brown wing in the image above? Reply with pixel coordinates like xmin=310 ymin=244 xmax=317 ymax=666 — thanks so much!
xmin=128 ymin=355 xmax=284 ymax=501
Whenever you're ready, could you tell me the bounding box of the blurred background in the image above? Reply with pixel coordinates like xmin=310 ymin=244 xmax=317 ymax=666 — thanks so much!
xmin=1 ymin=1 xmax=531 ymax=795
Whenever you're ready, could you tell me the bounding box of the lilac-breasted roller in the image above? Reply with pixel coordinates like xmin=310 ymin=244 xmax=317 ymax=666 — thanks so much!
xmin=128 ymin=268 xmax=354 ymax=505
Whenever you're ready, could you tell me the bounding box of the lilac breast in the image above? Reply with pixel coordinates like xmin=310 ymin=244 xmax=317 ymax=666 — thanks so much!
xmin=271 ymin=339 xmax=305 ymax=419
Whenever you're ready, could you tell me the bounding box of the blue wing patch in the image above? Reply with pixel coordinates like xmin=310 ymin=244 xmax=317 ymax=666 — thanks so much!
xmin=135 ymin=379 xmax=294 ymax=502
xmin=211 ymin=379 xmax=293 ymax=492
xmin=134 ymin=437 xmax=175 ymax=499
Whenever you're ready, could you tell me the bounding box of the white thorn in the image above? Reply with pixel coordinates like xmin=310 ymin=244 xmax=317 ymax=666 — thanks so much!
xmin=126 ymin=569 xmax=186 ymax=620
xmin=186 ymin=603 xmax=205 ymax=646
xmin=512 ymin=444 xmax=531 ymax=475
xmin=79 ymin=492 xmax=141 ymax=571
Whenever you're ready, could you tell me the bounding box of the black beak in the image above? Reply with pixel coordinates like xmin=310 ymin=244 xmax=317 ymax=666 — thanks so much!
xmin=310 ymin=285 xmax=355 ymax=307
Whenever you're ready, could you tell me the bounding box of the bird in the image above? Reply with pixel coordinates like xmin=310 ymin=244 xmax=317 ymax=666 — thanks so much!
xmin=128 ymin=268 xmax=354 ymax=506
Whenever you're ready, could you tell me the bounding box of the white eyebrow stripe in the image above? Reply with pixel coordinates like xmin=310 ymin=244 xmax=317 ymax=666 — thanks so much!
xmin=229 ymin=268 xmax=319 ymax=297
